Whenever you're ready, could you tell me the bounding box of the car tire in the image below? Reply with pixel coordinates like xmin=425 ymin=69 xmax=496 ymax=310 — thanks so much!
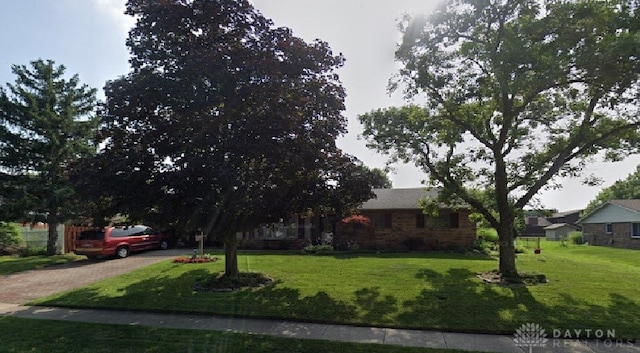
xmin=116 ymin=246 xmax=129 ymax=259
xmin=160 ymin=240 xmax=169 ymax=250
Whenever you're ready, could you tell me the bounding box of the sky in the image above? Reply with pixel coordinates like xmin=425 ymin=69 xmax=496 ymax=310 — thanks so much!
xmin=1 ymin=0 xmax=639 ymax=211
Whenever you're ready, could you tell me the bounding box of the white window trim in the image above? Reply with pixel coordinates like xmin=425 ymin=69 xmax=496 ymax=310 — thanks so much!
xmin=631 ymin=223 xmax=640 ymax=238
xmin=605 ymin=223 xmax=613 ymax=234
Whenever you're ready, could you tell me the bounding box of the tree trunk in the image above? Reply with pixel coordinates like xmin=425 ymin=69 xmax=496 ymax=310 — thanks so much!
xmin=46 ymin=221 xmax=59 ymax=256
xmin=497 ymin=224 xmax=518 ymax=277
xmin=224 ymin=235 xmax=239 ymax=277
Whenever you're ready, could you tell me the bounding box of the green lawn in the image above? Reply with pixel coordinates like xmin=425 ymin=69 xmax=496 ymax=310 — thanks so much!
xmin=0 ymin=254 xmax=83 ymax=275
xmin=0 ymin=316 xmax=467 ymax=353
xmin=32 ymin=242 xmax=640 ymax=339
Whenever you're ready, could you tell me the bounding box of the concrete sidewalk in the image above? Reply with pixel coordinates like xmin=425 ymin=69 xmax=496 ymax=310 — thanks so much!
xmin=1 ymin=303 xmax=637 ymax=353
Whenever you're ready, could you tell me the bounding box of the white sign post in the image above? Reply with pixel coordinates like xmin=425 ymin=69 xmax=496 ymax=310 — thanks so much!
xmin=195 ymin=231 xmax=204 ymax=258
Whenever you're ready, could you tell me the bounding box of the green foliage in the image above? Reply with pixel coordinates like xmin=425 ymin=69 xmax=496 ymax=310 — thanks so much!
xmin=476 ymin=228 xmax=498 ymax=243
xmin=17 ymin=246 xmax=48 ymax=257
xmin=568 ymin=231 xmax=584 ymax=245
xmin=0 ymin=221 xmax=21 ymax=253
xmin=303 ymin=244 xmax=334 ymax=254
xmin=360 ymin=0 xmax=640 ymax=276
xmin=72 ymin=0 xmax=376 ymax=276
xmin=0 ymin=59 xmax=98 ymax=255
xmin=363 ymin=167 xmax=393 ymax=188
xmin=583 ymin=165 xmax=640 ymax=216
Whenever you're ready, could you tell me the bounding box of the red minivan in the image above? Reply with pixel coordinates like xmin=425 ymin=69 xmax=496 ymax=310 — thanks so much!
xmin=75 ymin=225 xmax=169 ymax=259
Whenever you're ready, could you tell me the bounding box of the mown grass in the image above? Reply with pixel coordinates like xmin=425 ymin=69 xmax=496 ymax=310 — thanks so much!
xmin=33 ymin=242 xmax=640 ymax=339
xmin=0 ymin=254 xmax=83 ymax=275
xmin=0 ymin=316 xmax=468 ymax=353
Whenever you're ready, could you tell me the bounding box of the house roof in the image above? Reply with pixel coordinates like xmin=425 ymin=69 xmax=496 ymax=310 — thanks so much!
xmin=360 ymin=188 xmax=441 ymax=210
xmin=577 ymin=199 xmax=640 ymax=224
xmin=551 ymin=209 xmax=583 ymax=218
xmin=544 ymin=223 xmax=578 ymax=231
xmin=609 ymin=199 xmax=640 ymax=212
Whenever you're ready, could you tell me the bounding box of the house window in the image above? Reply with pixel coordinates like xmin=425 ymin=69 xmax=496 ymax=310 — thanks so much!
xmin=632 ymin=223 xmax=640 ymax=238
xmin=426 ymin=210 xmax=458 ymax=229
xmin=371 ymin=213 xmax=392 ymax=230
xmin=605 ymin=223 xmax=613 ymax=234
xmin=449 ymin=212 xmax=460 ymax=229
xmin=416 ymin=214 xmax=425 ymax=229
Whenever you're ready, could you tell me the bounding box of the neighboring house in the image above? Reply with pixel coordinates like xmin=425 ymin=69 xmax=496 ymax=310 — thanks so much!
xmin=522 ymin=209 xmax=582 ymax=239
xmin=239 ymin=188 xmax=477 ymax=250
xmin=577 ymin=199 xmax=640 ymax=249
xmin=338 ymin=188 xmax=477 ymax=250
xmin=522 ymin=217 xmax=552 ymax=237
xmin=544 ymin=223 xmax=579 ymax=241
xmin=547 ymin=209 xmax=582 ymax=225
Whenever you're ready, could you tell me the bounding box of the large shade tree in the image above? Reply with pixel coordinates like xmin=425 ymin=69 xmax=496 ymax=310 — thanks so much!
xmin=0 ymin=60 xmax=97 ymax=255
xmin=74 ymin=0 xmax=376 ymax=276
xmin=360 ymin=0 xmax=640 ymax=276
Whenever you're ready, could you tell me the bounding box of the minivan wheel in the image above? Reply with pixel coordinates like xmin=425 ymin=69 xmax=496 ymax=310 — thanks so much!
xmin=116 ymin=246 xmax=129 ymax=259
xmin=160 ymin=240 xmax=169 ymax=250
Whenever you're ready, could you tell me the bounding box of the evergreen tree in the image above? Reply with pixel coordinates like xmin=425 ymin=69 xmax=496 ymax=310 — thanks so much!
xmin=0 ymin=60 xmax=97 ymax=255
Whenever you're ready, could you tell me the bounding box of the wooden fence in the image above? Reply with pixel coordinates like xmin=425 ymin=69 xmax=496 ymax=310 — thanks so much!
xmin=64 ymin=226 xmax=93 ymax=253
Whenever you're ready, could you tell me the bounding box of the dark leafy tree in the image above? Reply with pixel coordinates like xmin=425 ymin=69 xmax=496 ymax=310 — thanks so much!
xmin=359 ymin=0 xmax=640 ymax=276
xmin=74 ymin=0 xmax=375 ymax=276
xmin=0 ymin=60 xmax=97 ymax=255
xmin=363 ymin=166 xmax=392 ymax=189
xmin=583 ymin=165 xmax=640 ymax=216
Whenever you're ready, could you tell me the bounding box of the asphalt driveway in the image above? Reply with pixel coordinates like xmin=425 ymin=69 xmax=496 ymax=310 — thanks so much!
xmin=0 ymin=249 xmax=186 ymax=304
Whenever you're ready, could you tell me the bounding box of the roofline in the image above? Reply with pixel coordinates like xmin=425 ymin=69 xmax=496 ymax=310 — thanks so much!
xmin=577 ymin=200 xmax=640 ymax=224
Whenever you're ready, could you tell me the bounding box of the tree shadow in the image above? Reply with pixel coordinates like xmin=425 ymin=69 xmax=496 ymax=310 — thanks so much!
xmin=35 ymin=263 xmax=640 ymax=339
xmin=328 ymin=251 xmax=496 ymax=261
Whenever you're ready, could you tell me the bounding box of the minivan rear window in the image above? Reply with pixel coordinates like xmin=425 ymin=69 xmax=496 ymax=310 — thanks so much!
xmin=110 ymin=226 xmax=147 ymax=238
xmin=78 ymin=230 xmax=105 ymax=240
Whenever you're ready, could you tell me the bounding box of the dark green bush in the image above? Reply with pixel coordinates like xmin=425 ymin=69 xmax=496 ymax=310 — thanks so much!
xmin=19 ymin=246 xmax=47 ymax=257
xmin=0 ymin=222 xmax=22 ymax=254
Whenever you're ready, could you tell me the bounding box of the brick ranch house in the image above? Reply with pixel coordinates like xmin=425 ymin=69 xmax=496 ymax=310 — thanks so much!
xmin=239 ymin=188 xmax=477 ymax=250
xmin=339 ymin=188 xmax=476 ymax=250
xmin=577 ymin=199 xmax=640 ymax=249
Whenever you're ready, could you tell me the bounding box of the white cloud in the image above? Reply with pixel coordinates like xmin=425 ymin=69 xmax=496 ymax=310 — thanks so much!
xmin=91 ymin=0 xmax=135 ymax=33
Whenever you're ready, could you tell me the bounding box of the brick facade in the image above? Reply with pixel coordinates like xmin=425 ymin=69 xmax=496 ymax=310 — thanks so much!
xmin=582 ymin=223 xmax=640 ymax=249
xmin=337 ymin=209 xmax=476 ymax=251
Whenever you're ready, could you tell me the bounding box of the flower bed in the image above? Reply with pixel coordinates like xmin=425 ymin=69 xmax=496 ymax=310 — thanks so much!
xmin=172 ymin=256 xmax=220 ymax=264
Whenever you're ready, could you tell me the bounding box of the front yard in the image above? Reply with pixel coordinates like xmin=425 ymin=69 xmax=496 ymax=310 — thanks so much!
xmin=31 ymin=242 xmax=640 ymax=339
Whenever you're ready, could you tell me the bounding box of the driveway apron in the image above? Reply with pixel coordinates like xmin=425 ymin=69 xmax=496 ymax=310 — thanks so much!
xmin=0 ymin=249 xmax=185 ymax=304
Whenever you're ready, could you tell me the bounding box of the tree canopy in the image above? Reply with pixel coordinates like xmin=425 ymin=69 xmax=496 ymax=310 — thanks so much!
xmin=0 ymin=59 xmax=98 ymax=255
xmin=74 ymin=0 xmax=376 ymax=276
xmin=359 ymin=0 xmax=640 ymax=276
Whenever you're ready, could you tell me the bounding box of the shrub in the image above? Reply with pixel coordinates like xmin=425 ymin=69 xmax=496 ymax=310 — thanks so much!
xmin=19 ymin=246 xmax=47 ymax=257
xmin=477 ymin=228 xmax=498 ymax=243
xmin=568 ymin=231 xmax=584 ymax=245
xmin=0 ymin=222 xmax=22 ymax=254
xmin=302 ymin=244 xmax=334 ymax=254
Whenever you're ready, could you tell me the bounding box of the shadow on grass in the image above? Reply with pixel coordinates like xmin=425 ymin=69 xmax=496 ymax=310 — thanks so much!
xmin=327 ymin=251 xmax=497 ymax=261
xmin=393 ymin=268 xmax=640 ymax=339
xmin=0 ymin=255 xmax=86 ymax=275
xmin=36 ymin=263 xmax=640 ymax=339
